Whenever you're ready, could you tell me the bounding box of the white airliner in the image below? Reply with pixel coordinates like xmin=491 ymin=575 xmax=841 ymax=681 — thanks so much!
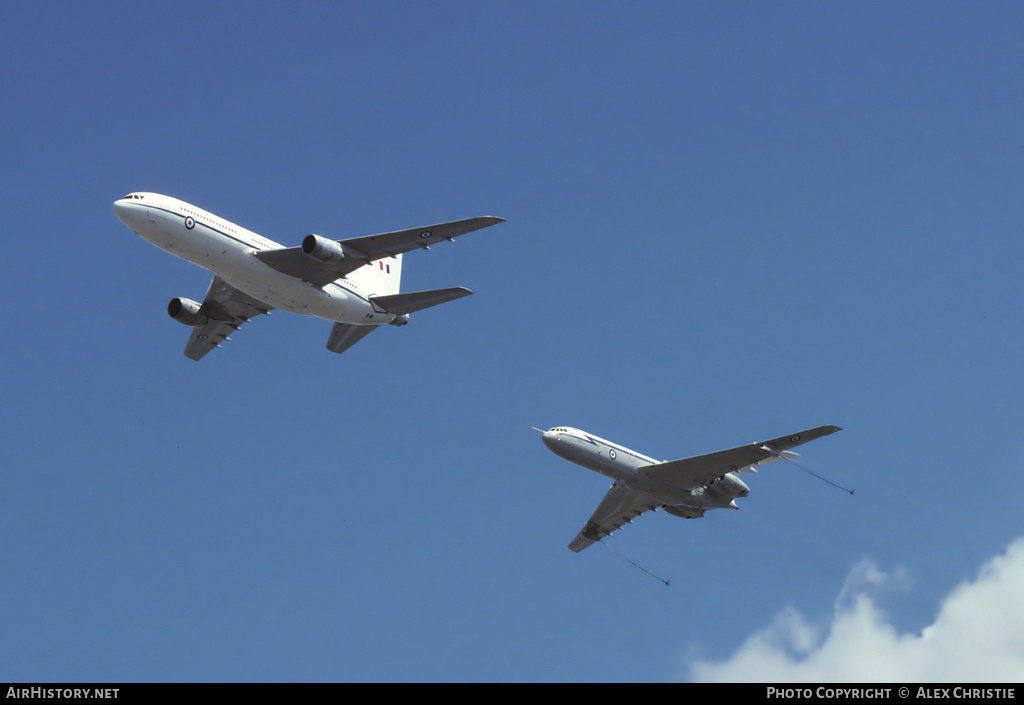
xmin=540 ymin=425 xmax=841 ymax=551
xmin=112 ymin=192 xmax=504 ymax=360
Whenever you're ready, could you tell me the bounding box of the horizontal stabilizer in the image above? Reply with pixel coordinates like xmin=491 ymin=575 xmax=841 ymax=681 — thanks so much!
xmin=326 ymin=322 xmax=379 ymax=354
xmin=370 ymin=287 xmax=472 ymax=317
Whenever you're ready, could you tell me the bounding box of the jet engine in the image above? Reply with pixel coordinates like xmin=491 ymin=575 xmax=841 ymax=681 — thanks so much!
xmin=389 ymin=313 xmax=410 ymax=326
xmin=167 ymin=297 xmax=207 ymax=327
xmin=301 ymin=234 xmax=346 ymax=265
xmin=706 ymin=473 xmax=750 ymax=498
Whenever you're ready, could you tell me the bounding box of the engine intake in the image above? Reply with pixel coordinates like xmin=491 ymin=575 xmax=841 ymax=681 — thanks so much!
xmin=167 ymin=297 xmax=207 ymax=327
xmin=301 ymin=234 xmax=346 ymax=265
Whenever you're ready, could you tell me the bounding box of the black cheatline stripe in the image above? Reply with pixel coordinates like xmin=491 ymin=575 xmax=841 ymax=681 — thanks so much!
xmin=139 ymin=204 xmax=374 ymax=306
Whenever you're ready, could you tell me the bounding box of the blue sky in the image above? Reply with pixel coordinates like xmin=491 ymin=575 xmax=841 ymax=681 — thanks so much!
xmin=3 ymin=1 xmax=1024 ymax=682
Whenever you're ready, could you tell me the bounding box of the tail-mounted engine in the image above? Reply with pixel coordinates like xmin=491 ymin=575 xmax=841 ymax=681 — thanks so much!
xmin=167 ymin=297 xmax=207 ymax=327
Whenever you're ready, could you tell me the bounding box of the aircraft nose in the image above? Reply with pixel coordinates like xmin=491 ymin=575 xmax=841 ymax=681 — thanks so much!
xmin=112 ymin=199 xmax=130 ymax=222
xmin=112 ymin=198 xmax=146 ymax=230
xmin=541 ymin=431 xmax=558 ymax=449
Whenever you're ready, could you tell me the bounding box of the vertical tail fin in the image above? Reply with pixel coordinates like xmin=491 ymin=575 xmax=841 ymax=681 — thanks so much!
xmin=347 ymin=253 xmax=403 ymax=295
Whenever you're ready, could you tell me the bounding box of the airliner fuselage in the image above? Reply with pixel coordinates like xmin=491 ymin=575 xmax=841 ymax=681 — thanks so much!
xmin=113 ymin=192 xmax=395 ymax=325
xmin=542 ymin=427 xmax=746 ymax=511
xmin=113 ymin=192 xmax=502 ymax=359
xmin=540 ymin=424 xmax=841 ymax=551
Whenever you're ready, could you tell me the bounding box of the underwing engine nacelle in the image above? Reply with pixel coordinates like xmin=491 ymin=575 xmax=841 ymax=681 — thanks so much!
xmin=167 ymin=298 xmax=208 ymax=327
xmin=301 ymin=234 xmax=347 ymax=265
xmin=706 ymin=472 xmax=750 ymax=498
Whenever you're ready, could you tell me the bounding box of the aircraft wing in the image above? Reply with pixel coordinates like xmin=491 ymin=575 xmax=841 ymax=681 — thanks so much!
xmin=568 ymin=481 xmax=661 ymax=552
xmin=253 ymin=216 xmax=505 ymax=288
xmin=639 ymin=425 xmax=842 ymax=492
xmin=340 ymin=216 xmax=505 ymax=259
xmin=182 ymin=275 xmax=273 ymax=361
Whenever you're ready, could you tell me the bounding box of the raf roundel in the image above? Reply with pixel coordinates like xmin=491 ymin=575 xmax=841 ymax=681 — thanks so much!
xmin=419 ymin=230 xmax=432 ymax=238
xmin=609 ymin=450 xmax=616 ymax=459
xmin=185 ymin=216 xmax=195 ymax=230
xmin=790 ymin=435 xmax=801 ymax=443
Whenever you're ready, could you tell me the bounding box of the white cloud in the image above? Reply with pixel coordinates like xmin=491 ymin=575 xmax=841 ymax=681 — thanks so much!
xmin=685 ymin=537 xmax=1024 ymax=682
